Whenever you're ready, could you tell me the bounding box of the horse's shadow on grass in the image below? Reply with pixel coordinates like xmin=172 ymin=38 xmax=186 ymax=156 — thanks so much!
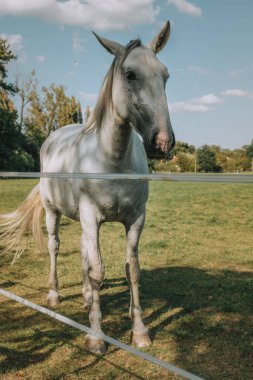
xmin=1 ymin=266 xmax=253 ymax=379
xmin=95 ymin=266 xmax=253 ymax=379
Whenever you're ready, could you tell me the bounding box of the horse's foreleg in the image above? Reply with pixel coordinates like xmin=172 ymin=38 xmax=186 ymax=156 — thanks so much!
xmin=80 ymin=208 xmax=106 ymax=354
xmin=80 ymin=232 xmax=92 ymax=310
xmin=125 ymin=213 xmax=151 ymax=347
xmin=45 ymin=209 xmax=61 ymax=306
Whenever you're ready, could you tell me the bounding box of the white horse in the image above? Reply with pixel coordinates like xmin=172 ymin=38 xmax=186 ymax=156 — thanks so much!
xmin=0 ymin=21 xmax=175 ymax=354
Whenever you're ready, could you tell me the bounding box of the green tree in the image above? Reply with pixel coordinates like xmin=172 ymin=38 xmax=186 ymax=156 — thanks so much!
xmin=0 ymin=94 xmax=20 ymax=170
xmin=0 ymin=38 xmax=83 ymax=171
xmin=0 ymin=38 xmax=17 ymax=94
xmin=215 ymin=147 xmax=250 ymax=173
xmin=197 ymin=145 xmax=222 ymax=172
xmin=15 ymin=69 xmax=38 ymax=131
xmin=173 ymin=141 xmax=195 ymax=155
xmin=246 ymin=140 xmax=253 ymax=172
xmin=246 ymin=140 xmax=253 ymax=158
xmin=24 ymin=83 xmax=83 ymax=169
xmin=176 ymin=152 xmax=195 ymax=172
xmin=0 ymin=37 xmax=34 ymax=170
xmin=25 ymin=84 xmax=83 ymax=137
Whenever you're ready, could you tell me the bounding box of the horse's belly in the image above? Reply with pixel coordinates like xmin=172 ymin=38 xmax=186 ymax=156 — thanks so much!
xmin=40 ymin=178 xmax=80 ymax=220
xmin=41 ymin=176 xmax=148 ymax=223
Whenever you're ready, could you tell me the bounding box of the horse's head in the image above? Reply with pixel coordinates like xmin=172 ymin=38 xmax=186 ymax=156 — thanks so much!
xmin=93 ymin=21 xmax=175 ymax=159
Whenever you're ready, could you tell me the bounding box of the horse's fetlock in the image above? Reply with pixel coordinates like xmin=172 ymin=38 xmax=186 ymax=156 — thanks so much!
xmin=129 ymin=305 xmax=143 ymax=319
xmin=88 ymin=264 xmax=105 ymax=285
xmin=89 ymin=310 xmax=102 ymax=325
xmin=48 ymin=280 xmax=58 ymax=290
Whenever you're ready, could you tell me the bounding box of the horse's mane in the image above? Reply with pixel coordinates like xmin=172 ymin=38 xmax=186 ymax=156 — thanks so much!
xmin=83 ymin=38 xmax=142 ymax=134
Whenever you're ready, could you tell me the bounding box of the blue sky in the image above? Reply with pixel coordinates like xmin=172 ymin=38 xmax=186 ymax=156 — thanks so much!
xmin=1 ymin=0 xmax=252 ymax=149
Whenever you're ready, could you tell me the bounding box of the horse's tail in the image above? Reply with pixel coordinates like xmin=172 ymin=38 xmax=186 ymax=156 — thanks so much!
xmin=0 ymin=184 xmax=46 ymax=263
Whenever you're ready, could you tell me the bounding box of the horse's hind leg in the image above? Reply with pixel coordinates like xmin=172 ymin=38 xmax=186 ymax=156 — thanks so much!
xmin=125 ymin=213 xmax=151 ymax=347
xmin=45 ymin=208 xmax=61 ymax=306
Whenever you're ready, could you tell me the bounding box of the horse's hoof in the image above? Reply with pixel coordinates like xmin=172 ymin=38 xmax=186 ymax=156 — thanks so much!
xmin=85 ymin=334 xmax=107 ymax=355
xmin=131 ymin=331 xmax=152 ymax=347
xmin=47 ymin=296 xmax=61 ymax=307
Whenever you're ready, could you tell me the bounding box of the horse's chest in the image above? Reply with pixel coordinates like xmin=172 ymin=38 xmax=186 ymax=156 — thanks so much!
xmin=79 ymin=180 xmax=148 ymax=222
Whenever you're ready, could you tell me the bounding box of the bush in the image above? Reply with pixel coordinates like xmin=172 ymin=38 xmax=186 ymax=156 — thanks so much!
xmin=9 ymin=150 xmax=35 ymax=171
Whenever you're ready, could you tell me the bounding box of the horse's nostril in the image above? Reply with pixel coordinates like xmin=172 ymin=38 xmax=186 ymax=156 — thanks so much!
xmin=151 ymin=133 xmax=158 ymax=148
xmin=170 ymin=133 xmax=176 ymax=149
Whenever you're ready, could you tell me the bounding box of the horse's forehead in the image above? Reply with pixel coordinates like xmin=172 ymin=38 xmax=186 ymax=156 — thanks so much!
xmin=123 ymin=46 xmax=162 ymax=71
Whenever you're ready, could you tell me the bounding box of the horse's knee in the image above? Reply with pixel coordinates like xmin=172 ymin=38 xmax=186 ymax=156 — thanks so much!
xmin=89 ymin=261 xmax=105 ymax=285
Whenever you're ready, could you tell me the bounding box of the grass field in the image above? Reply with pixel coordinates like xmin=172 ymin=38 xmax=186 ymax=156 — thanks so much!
xmin=0 ymin=179 xmax=253 ymax=380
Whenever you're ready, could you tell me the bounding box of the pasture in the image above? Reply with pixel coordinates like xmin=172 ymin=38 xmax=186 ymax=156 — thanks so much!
xmin=0 ymin=178 xmax=253 ymax=380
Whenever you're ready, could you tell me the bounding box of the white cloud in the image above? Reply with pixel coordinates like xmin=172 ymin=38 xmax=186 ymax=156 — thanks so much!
xmin=0 ymin=0 xmax=160 ymax=30
xmin=198 ymin=94 xmax=223 ymax=105
xmin=169 ymin=93 xmax=223 ymax=113
xmin=228 ymin=69 xmax=245 ymax=77
xmin=222 ymin=88 xmax=253 ymax=99
xmin=17 ymin=51 xmax=28 ymax=64
xmin=72 ymin=33 xmax=86 ymax=53
xmin=170 ymin=68 xmax=184 ymax=73
xmin=36 ymin=55 xmax=46 ymax=63
xmin=188 ymin=65 xmax=209 ymax=75
xmin=227 ymin=64 xmax=253 ymax=77
xmin=0 ymin=33 xmax=23 ymax=52
xmin=168 ymin=0 xmax=202 ymax=17
xmin=79 ymin=91 xmax=98 ymax=102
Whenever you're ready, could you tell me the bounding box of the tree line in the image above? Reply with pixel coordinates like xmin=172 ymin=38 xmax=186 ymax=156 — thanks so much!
xmin=152 ymin=141 xmax=253 ymax=173
xmin=0 ymin=37 xmax=82 ymax=171
xmin=1 ymin=37 xmax=253 ymax=173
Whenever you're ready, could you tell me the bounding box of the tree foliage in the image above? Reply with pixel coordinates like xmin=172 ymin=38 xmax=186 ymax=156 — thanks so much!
xmin=0 ymin=38 xmax=83 ymax=171
xmin=173 ymin=141 xmax=195 ymax=155
xmin=0 ymin=37 xmax=30 ymax=170
xmin=197 ymin=145 xmax=222 ymax=173
xmin=246 ymin=140 xmax=253 ymax=159
xmin=151 ymin=140 xmax=253 ymax=173
xmin=25 ymin=84 xmax=83 ymax=138
xmin=0 ymin=38 xmax=17 ymax=94
xmin=23 ymin=84 xmax=83 ymax=169
xmin=15 ymin=69 xmax=38 ymax=130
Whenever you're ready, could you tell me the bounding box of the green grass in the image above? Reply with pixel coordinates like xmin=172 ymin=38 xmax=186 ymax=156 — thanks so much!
xmin=1 ymin=179 xmax=253 ymax=379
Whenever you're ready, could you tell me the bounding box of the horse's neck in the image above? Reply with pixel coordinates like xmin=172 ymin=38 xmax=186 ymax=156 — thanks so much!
xmin=98 ymin=111 xmax=133 ymax=162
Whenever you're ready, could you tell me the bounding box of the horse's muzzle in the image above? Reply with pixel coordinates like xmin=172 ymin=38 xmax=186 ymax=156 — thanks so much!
xmin=148 ymin=130 xmax=175 ymax=158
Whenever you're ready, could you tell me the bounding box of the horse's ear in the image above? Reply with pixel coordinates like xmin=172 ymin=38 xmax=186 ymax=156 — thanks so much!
xmin=148 ymin=20 xmax=170 ymax=54
xmin=92 ymin=32 xmax=123 ymax=56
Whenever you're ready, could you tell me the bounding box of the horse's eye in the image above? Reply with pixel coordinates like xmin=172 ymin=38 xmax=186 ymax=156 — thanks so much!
xmin=126 ymin=71 xmax=136 ymax=81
